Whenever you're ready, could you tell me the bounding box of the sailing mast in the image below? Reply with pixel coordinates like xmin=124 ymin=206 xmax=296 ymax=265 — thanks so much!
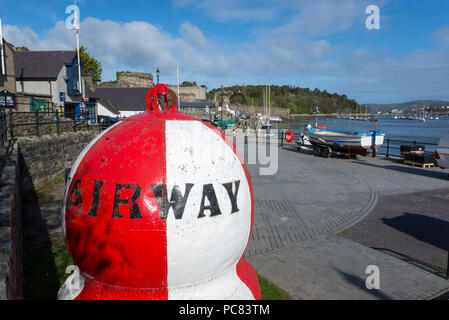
xmin=268 ymin=79 xmax=271 ymax=124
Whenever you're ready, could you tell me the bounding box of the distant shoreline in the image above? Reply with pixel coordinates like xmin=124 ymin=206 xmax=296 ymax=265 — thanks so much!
xmin=290 ymin=113 xmax=371 ymax=117
xmin=290 ymin=113 xmax=335 ymax=117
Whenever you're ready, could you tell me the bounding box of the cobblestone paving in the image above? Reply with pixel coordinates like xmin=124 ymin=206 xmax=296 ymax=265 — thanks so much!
xmin=343 ymin=188 xmax=449 ymax=276
xmin=247 ymin=236 xmax=449 ymax=300
xmin=244 ymin=145 xmax=379 ymax=256
xmin=243 ymin=142 xmax=449 ymax=299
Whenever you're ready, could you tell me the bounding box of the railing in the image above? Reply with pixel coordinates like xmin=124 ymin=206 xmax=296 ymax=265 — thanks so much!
xmin=0 ymin=109 xmax=7 ymax=149
xmin=276 ymin=129 xmax=439 ymax=158
xmin=382 ymin=138 xmax=438 ymax=158
xmin=0 ymin=110 xmax=119 ymax=147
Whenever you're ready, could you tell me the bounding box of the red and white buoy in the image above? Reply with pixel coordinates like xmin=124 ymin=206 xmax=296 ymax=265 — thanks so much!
xmin=285 ymin=131 xmax=294 ymax=143
xmin=58 ymin=84 xmax=261 ymax=300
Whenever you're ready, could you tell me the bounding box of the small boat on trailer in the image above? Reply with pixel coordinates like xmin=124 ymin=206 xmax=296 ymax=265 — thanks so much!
xmin=306 ymin=126 xmax=385 ymax=157
xmin=295 ymin=107 xmax=385 ymax=158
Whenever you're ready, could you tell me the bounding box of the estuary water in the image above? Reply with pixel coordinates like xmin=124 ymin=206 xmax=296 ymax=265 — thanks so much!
xmin=279 ymin=115 xmax=449 ymax=157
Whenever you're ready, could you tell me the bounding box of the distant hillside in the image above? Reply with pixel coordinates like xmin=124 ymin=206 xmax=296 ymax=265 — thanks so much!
xmin=207 ymin=85 xmax=362 ymax=115
xmin=364 ymin=100 xmax=449 ymax=113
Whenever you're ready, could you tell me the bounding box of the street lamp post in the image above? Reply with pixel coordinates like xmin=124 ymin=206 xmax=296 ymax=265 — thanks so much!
xmin=156 ymin=68 xmax=160 ymax=84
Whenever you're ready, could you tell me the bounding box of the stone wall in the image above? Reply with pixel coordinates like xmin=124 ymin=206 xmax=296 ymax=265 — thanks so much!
xmin=0 ymin=142 xmax=23 ymax=300
xmin=18 ymin=130 xmax=99 ymax=190
xmin=0 ymin=130 xmax=99 ymax=299
xmin=100 ymin=71 xmax=154 ymax=88
xmin=169 ymin=86 xmax=207 ymax=102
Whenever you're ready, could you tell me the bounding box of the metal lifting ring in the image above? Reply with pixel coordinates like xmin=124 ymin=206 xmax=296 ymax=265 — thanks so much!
xmin=145 ymin=84 xmax=178 ymax=113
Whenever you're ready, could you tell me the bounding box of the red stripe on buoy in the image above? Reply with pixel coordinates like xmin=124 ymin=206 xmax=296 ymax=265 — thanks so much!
xmin=66 ymin=119 xmax=169 ymax=300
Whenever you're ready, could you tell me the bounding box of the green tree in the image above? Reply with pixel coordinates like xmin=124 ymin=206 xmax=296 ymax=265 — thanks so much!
xmin=181 ymin=81 xmax=197 ymax=87
xmin=16 ymin=46 xmax=30 ymax=52
xmin=79 ymin=46 xmax=102 ymax=85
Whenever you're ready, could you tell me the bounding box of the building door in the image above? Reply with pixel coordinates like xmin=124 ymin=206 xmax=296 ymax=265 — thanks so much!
xmin=85 ymin=101 xmax=97 ymax=123
xmin=64 ymin=102 xmax=78 ymax=119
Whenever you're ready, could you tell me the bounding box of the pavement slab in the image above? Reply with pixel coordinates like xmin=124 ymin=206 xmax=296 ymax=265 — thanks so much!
xmin=242 ymin=141 xmax=449 ymax=299
xmin=247 ymin=236 xmax=449 ymax=300
xmin=342 ymin=188 xmax=449 ymax=275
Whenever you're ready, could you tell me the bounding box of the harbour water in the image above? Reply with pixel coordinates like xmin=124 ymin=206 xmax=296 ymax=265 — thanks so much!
xmin=279 ymin=115 xmax=449 ymax=157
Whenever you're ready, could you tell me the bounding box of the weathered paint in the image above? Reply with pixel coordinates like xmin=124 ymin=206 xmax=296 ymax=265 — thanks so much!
xmin=165 ymin=120 xmax=253 ymax=299
xmin=58 ymin=84 xmax=260 ymax=300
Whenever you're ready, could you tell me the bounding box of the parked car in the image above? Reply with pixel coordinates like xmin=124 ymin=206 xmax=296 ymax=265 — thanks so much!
xmin=435 ymin=131 xmax=449 ymax=170
xmin=201 ymin=119 xmax=218 ymax=127
xmin=97 ymin=115 xmax=120 ymax=130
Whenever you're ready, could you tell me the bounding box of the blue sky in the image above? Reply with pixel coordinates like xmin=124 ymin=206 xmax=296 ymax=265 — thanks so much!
xmin=2 ymin=0 xmax=449 ymax=104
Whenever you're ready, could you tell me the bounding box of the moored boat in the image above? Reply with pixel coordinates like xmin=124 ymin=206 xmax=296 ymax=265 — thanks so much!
xmin=306 ymin=126 xmax=385 ymax=156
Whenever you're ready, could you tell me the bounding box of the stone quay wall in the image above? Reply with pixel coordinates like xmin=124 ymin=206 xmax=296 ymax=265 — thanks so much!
xmin=18 ymin=130 xmax=99 ymax=190
xmin=0 ymin=142 xmax=23 ymax=299
xmin=230 ymin=105 xmax=291 ymax=119
xmin=0 ymin=129 xmax=99 ymax=300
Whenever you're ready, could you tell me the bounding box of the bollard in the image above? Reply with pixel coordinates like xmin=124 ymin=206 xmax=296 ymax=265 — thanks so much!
xmin=386 ymin=138 xmax=390 ymax=158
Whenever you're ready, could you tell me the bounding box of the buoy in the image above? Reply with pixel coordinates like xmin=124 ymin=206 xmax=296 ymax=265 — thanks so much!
xmin=58 ymin=84 xmax=261 ymax=300
xmin=285 ymin=131 xmax=294 ymax=143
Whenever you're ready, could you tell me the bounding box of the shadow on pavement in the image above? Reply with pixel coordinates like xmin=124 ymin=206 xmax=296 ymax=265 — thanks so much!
xmin=20 ymin=152 xmax=60 ymax=300
xmin=352 ymin=160 xmax=449 ymax=180
xmin=372 ymin=247 xmax=446 ymax=278
xmin=282 ymin=145 xmax=364 ymax=160
xmin=334 ymin=267 xmax=393 ymax=300
xmin=382 ymin=212 xmax=449 ymax=252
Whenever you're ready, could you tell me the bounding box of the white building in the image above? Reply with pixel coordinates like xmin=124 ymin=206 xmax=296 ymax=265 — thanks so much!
xmin=14 ymin=50 xmax=96 ymax=118
xmin=94 ymin=87 xmax=215 ymax=118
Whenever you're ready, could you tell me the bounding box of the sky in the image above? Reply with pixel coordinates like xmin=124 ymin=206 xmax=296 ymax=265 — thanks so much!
xmin=1 ymin=0 xmax=449 ymax=104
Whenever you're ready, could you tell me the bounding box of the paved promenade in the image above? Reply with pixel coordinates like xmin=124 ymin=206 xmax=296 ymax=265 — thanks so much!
xmin=25 ymin=138 xmax=449 ymax=299
xmin=248 ymin=236 xmax=449 ymax=300
xmin=244 ymin=142 xmax=449 ymax=299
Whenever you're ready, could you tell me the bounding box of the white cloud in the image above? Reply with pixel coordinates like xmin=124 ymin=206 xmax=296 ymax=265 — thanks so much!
xmin=179 ymin=22 xmax=208 ymax=48
xmin=432 ymin=26 xmax=449 ymax=46
xmin=3 ymin=7 xmax=449 ymax=103
xmin=3 ymin=16 xmax=332 ymax=80
xmin=172 ymin=0 xmax=280 ymax=22
xmin=3 ymin=25 xmax=41 ymax=49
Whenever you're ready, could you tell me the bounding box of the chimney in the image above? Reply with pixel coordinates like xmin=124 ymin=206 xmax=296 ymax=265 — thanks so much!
xmin=84 ymin=76 xmax=95 ymax=93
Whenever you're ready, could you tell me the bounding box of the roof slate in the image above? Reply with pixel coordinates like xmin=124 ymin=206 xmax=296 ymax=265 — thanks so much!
xmin=14 ymin=51 xmax=76 ymax=79
xmin=94 ymin=87 xmax=215 ymax=112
